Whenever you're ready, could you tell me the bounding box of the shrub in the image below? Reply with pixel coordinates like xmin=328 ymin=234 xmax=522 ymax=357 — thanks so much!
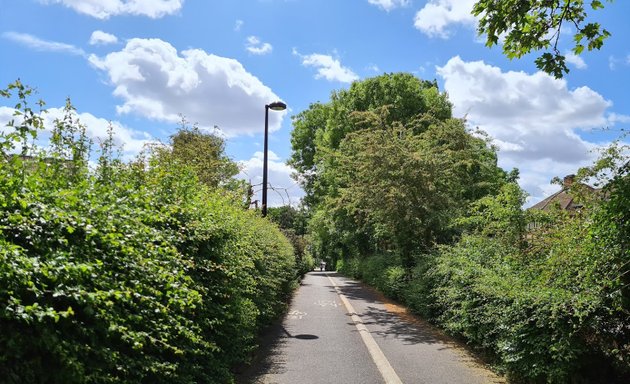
xmin=338 ymin=254 xmax=407 ymax=300
xmin=381 ymin=265 xmax=406 ymax=300
xmin=401 ymin=254 xmax=437 ymax=319
xmin=0 ymin=81 xmax=297 ymax=384
xmin=432 ymin=190 xmax=629 ymax=382
xmin=340 ymin=179 xmax=629 ymax=382
xmin=337 ymin=257 xmax=360 ymax=278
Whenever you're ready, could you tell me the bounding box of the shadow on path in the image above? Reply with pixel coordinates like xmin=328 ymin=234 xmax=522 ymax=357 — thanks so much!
xmin=234 ymin=321 xmax=290 ymax=383
xmin=327 ymin=273 xmax=445 ymax=346
xmin=235 ymin=277 xmax=320 ymax=384
xmin=357 ymin=305 xmax=442 ymax=345
xmin=332 ymin=272 xmax=505 ymax=382
xmin=236 ymin=323 xmax=321 ymax=383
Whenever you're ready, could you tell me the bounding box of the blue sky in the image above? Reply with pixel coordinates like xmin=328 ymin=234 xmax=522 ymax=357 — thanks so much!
xmin=1 ymin=0 xmax=629 ymax=207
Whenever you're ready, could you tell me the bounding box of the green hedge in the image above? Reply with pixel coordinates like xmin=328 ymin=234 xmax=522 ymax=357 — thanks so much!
xmin=0 ymin=82 xmax=297 ymax=383
xmin=339 ymin=182 xmax=629 ymax=383
xmin=339 ymin=253 xmax=407 ymax=301
xmin=431 ymin=222 xmax=627 ymax=382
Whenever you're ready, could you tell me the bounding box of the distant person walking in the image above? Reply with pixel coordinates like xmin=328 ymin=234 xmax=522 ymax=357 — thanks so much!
xmin=319 ymin=260 xmax=326 ymax=271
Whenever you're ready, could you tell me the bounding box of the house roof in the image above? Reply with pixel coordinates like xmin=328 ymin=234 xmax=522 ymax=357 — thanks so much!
xmin=530 ymin=175 xmax=597 ymax=212
xmin=530 ymin=189 xmax=580 ymax=211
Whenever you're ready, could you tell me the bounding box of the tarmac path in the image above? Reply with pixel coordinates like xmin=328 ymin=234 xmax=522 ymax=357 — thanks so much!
xmin=237 ymin=271 xmax=505 ymax=384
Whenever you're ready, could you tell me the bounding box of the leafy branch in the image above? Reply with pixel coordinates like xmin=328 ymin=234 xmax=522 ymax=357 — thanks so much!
xmin=473 ymin=0 xmax=613 ymax=78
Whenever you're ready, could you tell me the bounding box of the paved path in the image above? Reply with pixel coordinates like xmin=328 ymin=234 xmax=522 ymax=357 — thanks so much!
xmin=238 ymin=271 xmax=505 ymax=384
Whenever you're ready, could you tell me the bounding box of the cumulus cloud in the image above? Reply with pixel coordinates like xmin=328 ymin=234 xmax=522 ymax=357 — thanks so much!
xmin=414 ymin=0 xmax=477 ymax=38
xmin=2 ymin=31 xmax=85 ymax=56
xmin=368 ymin=0 xmax=409 ymax=12
xmin=237 ymin=151 xmax=305 ymax=207
xmin=88 ymin=38 xmax=285 ymax=136
xmin=89 ymin=30 xmax=118 ymax=46
xmin=565 ymin=51 xmax=587 ymax=69
xmin=0 ymin=106 xmax=154 ymax=158
xmin=245 ymin=36 xmax=273 ymax=55
xmin=437 ymin=56 xmax=613 ymax=204
xmin=40 ymin=0 xmax=183 ymax=19
xmin=293 ymin=49 xmax=358 ymax=83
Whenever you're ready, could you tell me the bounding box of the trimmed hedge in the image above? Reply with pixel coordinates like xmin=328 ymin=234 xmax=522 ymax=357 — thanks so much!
xmin=338 ymin=253 xmax=406 ymax=301
xmin=0 ymin=82 xmax=297 ymax=383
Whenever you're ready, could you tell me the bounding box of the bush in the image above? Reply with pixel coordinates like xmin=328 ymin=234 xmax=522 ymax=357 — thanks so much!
xmin=431 ymin=192 xmax=629 ymax=382
xmin=0 ymin=81 xmax=297 ymax=384
xmin=338 ymin=180 xmax=629 ymax=382
xmin=338 ymin=254 xmax=407 ymax=300
xmin=401 ymin=254 xmax=437 ymax=319
xmin=337 ymin=257 xmax=360 ymax=279
xmin=296 ymin=250 xmax=316 ymax=277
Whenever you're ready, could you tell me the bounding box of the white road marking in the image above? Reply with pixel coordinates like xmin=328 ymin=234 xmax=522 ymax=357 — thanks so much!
xmin=315 ymin=299 xmax=339 ymax=307
xmin=287 ymin=310 xmax=307 ymax=320
xmin=326 ymin=274 xmax=403 ymax=384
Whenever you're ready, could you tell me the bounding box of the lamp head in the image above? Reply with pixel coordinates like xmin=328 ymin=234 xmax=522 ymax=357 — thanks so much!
xmin=267 ymin=101 xmax=287 ymax=111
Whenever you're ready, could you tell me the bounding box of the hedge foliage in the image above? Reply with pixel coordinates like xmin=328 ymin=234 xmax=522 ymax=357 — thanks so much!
xmin=0 ymin=81 xmax=297 ymax=383
xmin=266 ymin=206 xmax=316 ymax=278
xmin=339 ymin=179 xmax=629 ymax=383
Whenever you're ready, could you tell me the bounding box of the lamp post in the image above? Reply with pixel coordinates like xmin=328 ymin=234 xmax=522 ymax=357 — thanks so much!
xmin=262 ymin=101 xmax=287 ymax=217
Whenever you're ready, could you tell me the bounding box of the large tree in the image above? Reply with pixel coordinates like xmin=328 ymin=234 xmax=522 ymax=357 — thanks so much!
xmin=327 ymin=111 xmax=505 ymax=267
xmin=290 ymin=73 xmax=507 ymax=267
xmin=473 ymin=0 xmax=613 ymax=78
xmin=289 ymin=72 xmax=452 ymax=207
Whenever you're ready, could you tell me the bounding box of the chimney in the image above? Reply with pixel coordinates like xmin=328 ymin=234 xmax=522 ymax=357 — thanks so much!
xmin=563 ymin=174 xmax=575 ymax=188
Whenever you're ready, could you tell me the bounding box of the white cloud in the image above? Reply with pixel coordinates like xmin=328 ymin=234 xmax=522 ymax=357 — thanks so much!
xmin=293 ymin=49 xmax=358 ymax=83
xmin=40 ymin=0 xmax=183 ymax=19
xmin=2 ymin=31 xmax=85 ymax=56
xmin=234 ymin=19 xmax=244 ymax=31
xmin=245 ymin=36 xmax=273 ymax=55
xmin=366 ymin=64 xmax=380 ymax=73
xmin=0 ymin=106 xmax=154 ymax=158
xmin=414 ymin=0 xmax=477 ymax=38
xmin=237 ymin=151 xmax=304 ymax=207
xmin=565 ymin=51 xmax=587 ymax=69
xmin=608 ymin=113 xmax=630 ymax=124
xmin=368 ymin=0 xmax=409 ymax=12
xmin=609 ymin=55 xmax=620 ymax=70
xmin=89 ymin=30 xmax=118 ymax=46
xmin=437 ymin=56 xmax=613 ymax=204
xmin=88 ymin=38 xmax=285 ymax=136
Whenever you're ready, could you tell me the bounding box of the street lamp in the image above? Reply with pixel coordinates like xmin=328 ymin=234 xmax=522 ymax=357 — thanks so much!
xmin=262 ymin=101 xmax=287 ymax=217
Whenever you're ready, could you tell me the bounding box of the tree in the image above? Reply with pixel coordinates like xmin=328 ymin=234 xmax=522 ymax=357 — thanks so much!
xmin=289 ymin=73 xmax=452 ymax=207
xmin=155 ymin=119 xmax=239 ymax=190
xmin=267 ymin=205 xmax=308 ymax=236
xmin=473 ymin=0 xmax=613 ymax=78
xmin=267 ymin=205 xmax=314 ymax=275
xmin=290 ymin=73 xmax=510 ymax=269
xmin=289 ymin=102 xmax=329 ymax=208
xmin=328 ymin=111 xmax=506 ymax=267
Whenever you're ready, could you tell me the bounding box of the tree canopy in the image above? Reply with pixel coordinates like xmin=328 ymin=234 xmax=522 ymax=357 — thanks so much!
xmin=289 ymin=72 xmax=453 ymax=207
xmin=290 ymin=73 xmax=508 ymax=267
xmin=164 ymin=121 xmax=239 ymax=189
